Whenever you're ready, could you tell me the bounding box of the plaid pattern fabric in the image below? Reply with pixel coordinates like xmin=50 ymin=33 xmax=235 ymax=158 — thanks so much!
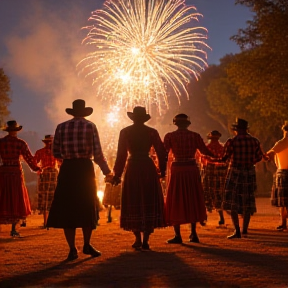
xmin=222 ymin=166 xmax=257 ymax=215
xmin=37 ymin=167 xmax=58 ymax=211
xmin=271 ymin=169 xmax=288 ymax=207
xmin=221 ymin=134 xmax=264 ymax=167
xmin=53 ymin=118 xmax=110 ymax=174
xmin=35 ymin=147 xmax=61 ymax=169
xmin=164 ymin=130 xmax=214 ymax=159
xmin=202 ymin=163 xmax=228 ymax=211
xmin=0 ymin=135 xmax=38 ymax=171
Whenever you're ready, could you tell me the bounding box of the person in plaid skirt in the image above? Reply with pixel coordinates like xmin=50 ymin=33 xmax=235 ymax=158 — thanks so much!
xmin=201 ymin=130 xmax=227 ymax=226
xmin=46 ymin=99 xmax=112 ymax=261
xmin=111 ymin=107 xmax=167 ymax=250
xmin=266 ymin=121 xmax=288 ymax=231
xmin=213 ymin=118 xmax=266 ymax=239
xmin=164 ymin=114 xmax=214 ymax=244
xmin=34 ymin=135 xmax=62 ymax=228
xmin=0 ymin=120 xmax=41 ymax=237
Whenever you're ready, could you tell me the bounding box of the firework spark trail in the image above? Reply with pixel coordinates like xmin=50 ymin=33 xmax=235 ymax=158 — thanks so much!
xmin=78 ymin=0 xmax=210 ymax=113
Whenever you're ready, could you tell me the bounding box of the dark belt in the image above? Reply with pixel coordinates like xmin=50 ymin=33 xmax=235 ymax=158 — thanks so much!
xmin=231 ymin=164 xmax=254 ymax=170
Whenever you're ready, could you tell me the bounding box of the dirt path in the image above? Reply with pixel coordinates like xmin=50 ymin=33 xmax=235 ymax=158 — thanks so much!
xmin=1 ymin=198 xmax=288 ymax=288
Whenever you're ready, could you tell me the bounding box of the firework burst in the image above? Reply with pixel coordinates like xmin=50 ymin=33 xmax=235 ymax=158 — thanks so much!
xmin=78 ymin=0 xmax=210 ymax=113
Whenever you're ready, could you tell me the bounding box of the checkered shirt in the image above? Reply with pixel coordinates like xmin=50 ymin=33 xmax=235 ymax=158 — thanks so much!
xmin=34 ymin=146 xmax=61 ymax=169
xmin=164 ymin=129 xmax=214 ymax=158
xmin=53 ymin=118 xmax=110 ymax=175
xmin=220 ymin=133 xmax=264 ymax=167
xmin=0 ymin=135 xmax=39 ymax=171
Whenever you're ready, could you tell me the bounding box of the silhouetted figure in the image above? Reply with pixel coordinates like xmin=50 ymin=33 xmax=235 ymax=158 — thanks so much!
xmin=0 ymin=120 xmax=40 ymax=237
xmin=164 ymin=114 xmax=214 ymax=244
xmin=215 ymin=118 xmax=266 ymax=239
xmin=111 ymin=106 xmax=167 ymax=250
xmin=266 ymin=121 xmax=288 ymax=231
xmin=34 ymin=135 xmax=62 ymax=228
xmin=47 ymin=99 xmax=112 ymax=261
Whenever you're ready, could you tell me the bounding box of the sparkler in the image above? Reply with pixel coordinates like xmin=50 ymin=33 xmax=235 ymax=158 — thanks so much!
xmin=78 ymin=0 xmax=210 ymax=113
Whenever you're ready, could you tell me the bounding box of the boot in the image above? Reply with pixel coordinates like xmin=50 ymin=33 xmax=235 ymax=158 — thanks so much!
xmin=142 ymin=232 xmax=150 ymax=250
xmin=189 ymin=223 xmax=200 ymax=243
xmin=167 ymin=225 xmax=182 ymax=244
xmin=132 ymin=231 xmax=142 ymax=249
xmin=227 ymin=226 xmax=241 ymax=239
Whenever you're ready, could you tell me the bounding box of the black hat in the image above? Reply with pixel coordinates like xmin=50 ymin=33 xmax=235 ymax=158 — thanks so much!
xmin=127 ymin=106 xmax=151 ymax=122
xmin=231 ymin=118 xmax=249 ymax=130
xmin=42 ymin=135 xmax=54 ymax=143
xmin=2 ymin=120 xmax=23 ymax=132
xmin=173 ymin=113 xmax=191 ymax=125
xmin=207 ymin=130 xmax=221 ymax=139
xmin=66 ymin=99 xmax=93 ymax=117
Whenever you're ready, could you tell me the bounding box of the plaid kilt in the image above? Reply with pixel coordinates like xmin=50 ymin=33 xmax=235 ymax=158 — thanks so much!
xmin=222 ymin=166 xmax=257 ymax=215
xmin=38 ymin=167 xmax=58 ymax=212
xmin=202 ymin=163 xmax=228 ymax=211
xmin=103 ymin=183 xmax=121 ymax=207
xmin=271 ymin=169 xmax=288 ymax=207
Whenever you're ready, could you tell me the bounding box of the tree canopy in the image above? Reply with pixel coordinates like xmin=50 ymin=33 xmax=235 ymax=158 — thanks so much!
xmin=0 ymin=68 xmax=11 ymax=126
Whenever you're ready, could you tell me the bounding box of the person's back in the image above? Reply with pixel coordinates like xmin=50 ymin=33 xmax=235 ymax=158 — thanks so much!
xmin=112 ymin=106 xmax=166 ymax=250
xmin=46 ymin=99 xmax=111 ymax=261
xmin=0 ymin=120 xmax=40 ymax=237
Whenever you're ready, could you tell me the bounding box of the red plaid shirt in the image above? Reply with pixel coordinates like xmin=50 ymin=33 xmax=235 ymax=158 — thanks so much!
xmin=201 ymin=141 xmax=224 ymax=166
xmin=0 ymin=135 xmax=39 ymax=171
xmin=53 ymin=117 xmax=110 ymax=175
xmin=164 ymin=129 xmax=214 ymax=159
xmin=34 ymin=146 xmax=62 ymax=169
xmin=220 ymin=133 xmax=264 ymax=167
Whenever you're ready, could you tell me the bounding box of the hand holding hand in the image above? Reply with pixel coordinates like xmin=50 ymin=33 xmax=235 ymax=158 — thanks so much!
xmin=104 ymin=173 xmax=114 ymax=183
xmin=111 ymin=176 xmax=121 ymax=186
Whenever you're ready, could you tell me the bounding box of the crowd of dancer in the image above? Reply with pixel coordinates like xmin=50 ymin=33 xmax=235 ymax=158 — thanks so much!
xmin=0 ymin=99 xmax=287 ymax=261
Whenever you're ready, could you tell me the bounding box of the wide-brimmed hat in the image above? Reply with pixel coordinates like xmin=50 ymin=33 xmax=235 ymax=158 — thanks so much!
xmin=207 ymin=130 xmax=221 ymax=139
xmin=2 ymin=120 xmax=23 ymax=132
xmin=127 ymin=106 xmax=151 ymax=122
xmin=42 ymin=135 xmax=54 ymax=143
xmin=231 ymin=118 xmax=249 ymax=130
xmin=173 ymin=113 xmax=191 ymax=125
xmin=66 ymin=99 xmax=93 ymax=117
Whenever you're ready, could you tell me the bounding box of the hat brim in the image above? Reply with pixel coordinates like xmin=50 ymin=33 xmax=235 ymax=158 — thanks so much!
xmin=127 ymin=112 xmax=151 ymax=122
xmin=231 ymin=124 xmax=249 ymax=130
xmin=66 ymin=107 xmax=93 ymax=117
xmin=2 ymin=126 xmax=23 ymax=132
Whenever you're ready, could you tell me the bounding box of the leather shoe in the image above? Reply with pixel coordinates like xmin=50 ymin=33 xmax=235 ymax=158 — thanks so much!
xmin=227 ymin=231 xmax=241 ymax=239
xmin=66 ymin=248 xmax=78 ymax=261
xmin=189 ymin=234 xmax=200 ymax=243
xmin=83 ymin=244 xmax=101 ymax=257
xmin=132 ymin=241 xmax=142 ymax=249
xmin=166 ymin=236 xmax=182 ymax=244
xmin=142 ymin=242 xmax=150 ymax=250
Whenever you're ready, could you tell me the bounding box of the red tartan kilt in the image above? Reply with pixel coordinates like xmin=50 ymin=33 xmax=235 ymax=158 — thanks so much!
xmin=165 ymin=162 xmax=207 ymax=225
xmin=0 ymin=166 xmax=31 ymax=224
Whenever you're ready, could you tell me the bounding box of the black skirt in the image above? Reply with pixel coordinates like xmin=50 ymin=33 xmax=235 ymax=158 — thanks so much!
xmin=47 ymin=158 xmax=98 ymax=229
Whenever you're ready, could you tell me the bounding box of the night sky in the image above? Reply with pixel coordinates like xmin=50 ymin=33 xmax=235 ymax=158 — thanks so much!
xmin=0 ymin=0 xmax=252 ymax=136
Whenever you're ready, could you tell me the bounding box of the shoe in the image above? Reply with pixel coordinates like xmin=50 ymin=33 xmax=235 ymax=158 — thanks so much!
xmin=66 ymin=248 xmax=78 ymax=261
xmin=227 ymin=231 xmax=241 ymax=239
xmin=10 ymin=230 xmax=20 ymax=237
xmin=83 ymin=244 xmax=101 ymax=257
xmin=132 ymin=241 xmax=142 ymax=249
xmin=166 ymin=236 xmax=182 ymax=244
xmin=142 ymin=242 xmax=150 ymax=250
xmin=218 ymin=220 xmax=225 ymax=225
xmin=20 ymin=221 xmax=26 ymax=227
xmin=189 ymin=234 xmax=200 ymax=243
xmin=276 ymin=225 xmax=286 ymax=231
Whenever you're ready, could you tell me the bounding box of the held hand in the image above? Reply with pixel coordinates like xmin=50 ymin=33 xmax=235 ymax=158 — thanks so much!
xmin=104 ymin=174 xmax=114 ymax=183
xmin=111 ymin=176 xmax=121 ymax=186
